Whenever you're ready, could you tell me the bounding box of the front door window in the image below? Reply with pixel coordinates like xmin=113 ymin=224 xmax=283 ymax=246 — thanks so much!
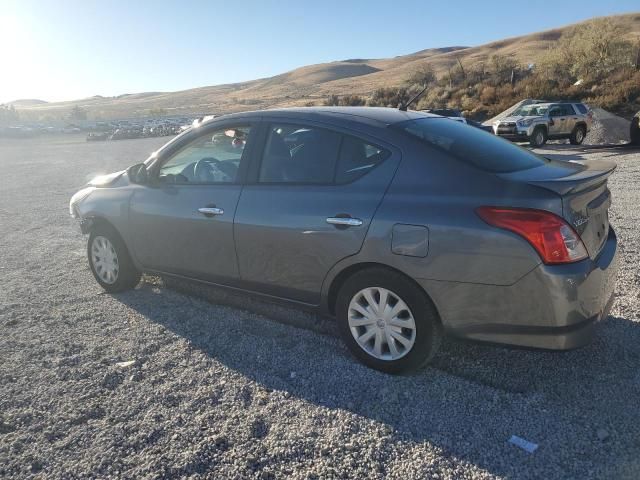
xmin=158 ymin=126 xmax=252 ymax=184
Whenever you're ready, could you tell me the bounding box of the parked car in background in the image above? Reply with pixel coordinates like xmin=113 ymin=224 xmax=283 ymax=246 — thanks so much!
xmin=70 ymin=107 xmax=618 ymax=373
xmin=86 ymin=132 xmax=109 ymax=141
xmin=493 ymin=102 xmax=593 ymax=147
xmin=466 ymin=119 xmax=494 ymax=133
xmin=421 ymin=108 xmax=497 ymax=133
xmin=422 ymin=108 xmax=467 ymax=123
xmin=631 ymin=110 xmax=640 ymax=145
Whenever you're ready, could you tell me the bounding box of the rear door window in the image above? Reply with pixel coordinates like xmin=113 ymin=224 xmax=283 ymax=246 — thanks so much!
xmin=259 ymin=125 xmax=341 ymax=183
xmin=258 ymin=124 xmax=390 ymax=184
xmin=394 ymin=117 xmax=548 ymax=173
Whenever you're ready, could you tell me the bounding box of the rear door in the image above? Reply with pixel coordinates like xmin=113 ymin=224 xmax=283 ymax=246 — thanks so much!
xmin=562 ymin=104 xmax=577 ymax=133
xmin=549 ymin=105 xmax=575 ymax=136
xmin=128 ymin=122 xmax=257 ymax=283
xmin=233 ymin=120 xmax=400 ymax=304
xmin=548 ymin=105 xmax=571 ymax=135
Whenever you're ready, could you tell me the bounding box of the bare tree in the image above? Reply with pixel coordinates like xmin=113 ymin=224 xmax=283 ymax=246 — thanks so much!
xmin=407 ymin=63 xmax=437 ymax=86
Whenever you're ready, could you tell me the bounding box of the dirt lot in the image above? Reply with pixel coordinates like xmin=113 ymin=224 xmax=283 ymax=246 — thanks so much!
xmin=0 ymin=136 xmax=639 ymax=479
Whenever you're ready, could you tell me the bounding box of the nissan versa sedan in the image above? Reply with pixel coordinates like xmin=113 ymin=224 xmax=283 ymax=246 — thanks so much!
xmin=70 ymin=107 xmax=619 ymax=373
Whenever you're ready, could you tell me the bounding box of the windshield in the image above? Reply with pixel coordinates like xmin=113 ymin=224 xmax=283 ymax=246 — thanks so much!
xmin=393 ymin=117 xmax=549 ymax=173
xmin=512 ymin=105 xmax=549 ymax=117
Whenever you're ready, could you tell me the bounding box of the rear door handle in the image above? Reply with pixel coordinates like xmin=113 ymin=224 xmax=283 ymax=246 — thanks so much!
xmin=198 ymin=207 xmax=224 ymax=217
xmin=326 ymin=216 xmax=363 ymax=227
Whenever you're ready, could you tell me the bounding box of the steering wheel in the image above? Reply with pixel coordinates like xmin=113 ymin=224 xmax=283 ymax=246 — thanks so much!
xmin=193 ymin=157 xmax=220 ymax=182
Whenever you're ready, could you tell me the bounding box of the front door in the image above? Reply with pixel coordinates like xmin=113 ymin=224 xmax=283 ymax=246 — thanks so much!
xmin=129 ymin=123 xmax=256 ymax=283
xmin=233 ymin=121 xmax=399 ymax=304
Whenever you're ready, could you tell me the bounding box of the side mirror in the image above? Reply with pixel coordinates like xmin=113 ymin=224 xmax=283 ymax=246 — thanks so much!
xmin=127 ymin=163 xmax=149 ymax=185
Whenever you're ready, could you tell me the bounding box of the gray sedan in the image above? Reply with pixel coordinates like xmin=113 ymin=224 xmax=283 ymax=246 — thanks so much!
xmin=70 ymin=107 xmax=619 ymax=373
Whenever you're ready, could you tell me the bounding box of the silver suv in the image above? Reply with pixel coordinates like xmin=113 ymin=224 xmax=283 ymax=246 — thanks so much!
xmin=493 ymin=102 xmax=593 ymax=147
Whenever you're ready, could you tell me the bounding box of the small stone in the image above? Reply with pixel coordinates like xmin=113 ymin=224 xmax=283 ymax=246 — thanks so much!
xmin=115 ymin=360 xmax=135 ymax=368
xmin=290 ymin=371 xmax=297 ymax=379
xmin=597 ymin=428 xmax=610 ymax=441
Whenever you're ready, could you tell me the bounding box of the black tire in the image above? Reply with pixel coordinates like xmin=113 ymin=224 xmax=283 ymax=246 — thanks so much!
xmin=87 ymin=223 xmax=141 ymax=293
xmin=630 ymin=115 xmax=640 ymax=146
xmin=529 ymin=127 xmax=547 ymax=147
xmin=570 ymin=124 xmax=586 ymax=145
xmin=336 ymin=267 xmax=442 ymax=374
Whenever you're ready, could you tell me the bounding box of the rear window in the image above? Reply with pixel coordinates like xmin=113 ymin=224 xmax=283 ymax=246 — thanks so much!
xmin=393 ymin=118 xmax=549 ymax=173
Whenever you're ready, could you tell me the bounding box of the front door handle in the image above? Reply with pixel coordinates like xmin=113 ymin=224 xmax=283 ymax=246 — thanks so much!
xmin=198 ymin=206 xmax=224 ymax=217
xmin=326 ymin=216 xmax=363 ymax=227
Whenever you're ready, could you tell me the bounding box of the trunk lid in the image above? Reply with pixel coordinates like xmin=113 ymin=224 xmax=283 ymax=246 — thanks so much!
xmin=499 ymin=158 xmax=616 ymax=258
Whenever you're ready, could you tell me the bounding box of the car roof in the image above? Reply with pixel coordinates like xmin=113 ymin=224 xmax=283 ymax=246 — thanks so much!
xmin=532 ymin=101 xmax=584 ymax=107
xmin=201 ymin=107 xmax=436 ymax=128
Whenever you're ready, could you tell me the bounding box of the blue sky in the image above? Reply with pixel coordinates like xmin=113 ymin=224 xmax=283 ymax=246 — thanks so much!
xmin=1 ymin=0 xmax=638 ymax=103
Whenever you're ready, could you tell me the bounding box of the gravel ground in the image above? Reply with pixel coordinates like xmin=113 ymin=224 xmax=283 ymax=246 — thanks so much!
xmin=0 ymin=136 xmax=639 ymax=479
xmin=585 ymin=108 xmax=631 ymax=145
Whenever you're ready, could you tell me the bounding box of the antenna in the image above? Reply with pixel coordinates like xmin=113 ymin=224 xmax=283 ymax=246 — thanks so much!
xmin=398 ymin=84 xmax=429 ymax=112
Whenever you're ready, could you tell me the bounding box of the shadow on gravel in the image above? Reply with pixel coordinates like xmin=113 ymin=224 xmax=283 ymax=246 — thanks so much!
xmin=112 ymin=279 xmax=640 ymax=478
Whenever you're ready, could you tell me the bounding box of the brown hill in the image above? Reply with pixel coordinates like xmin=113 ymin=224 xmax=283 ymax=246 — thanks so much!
xmin=16 ymin=13 xmax=640 ymax=120
xmin=9 ymin=99 xmax=48 ymax=106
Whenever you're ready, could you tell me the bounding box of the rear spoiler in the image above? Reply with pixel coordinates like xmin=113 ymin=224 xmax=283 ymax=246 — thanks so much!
xmin=498 ymin=159 xmax=616 ymax=196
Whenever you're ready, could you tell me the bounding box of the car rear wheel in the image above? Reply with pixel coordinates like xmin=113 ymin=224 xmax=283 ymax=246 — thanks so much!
xmin=336 ymin=268 xmax=442 ymax=373
xmin=88 ymin=224 xmax=141 ymax=293
xmin=529 ymin=127 xmax=547 ymax=147
xmin=570 ymin=125 xmax=586 ymax=145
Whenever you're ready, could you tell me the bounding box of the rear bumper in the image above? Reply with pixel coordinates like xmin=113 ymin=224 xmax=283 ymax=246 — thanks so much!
xmin=418 ymin=227 xmax=619 ymax=350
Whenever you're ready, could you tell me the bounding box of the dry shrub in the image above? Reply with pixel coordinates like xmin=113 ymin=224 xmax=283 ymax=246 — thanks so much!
xmin=479 ymin=86 xmax=497 ymax=104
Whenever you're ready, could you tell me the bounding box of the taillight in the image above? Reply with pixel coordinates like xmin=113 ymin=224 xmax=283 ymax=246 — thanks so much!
xmin=476 ymin=207 xmax=588 ymax=264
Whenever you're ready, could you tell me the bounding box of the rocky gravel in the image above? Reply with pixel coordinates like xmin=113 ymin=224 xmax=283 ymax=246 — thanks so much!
xmin=1 ymin=136 xmax=639 ymax=479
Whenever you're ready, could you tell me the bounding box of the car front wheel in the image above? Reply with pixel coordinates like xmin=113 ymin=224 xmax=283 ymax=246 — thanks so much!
xmin=88 ymin=224 xmax=141 ymax=293
xmin=529 ymin=127 xmax=547 ymax=147
xmin=336 ymin=268 xmax=442 ymax=373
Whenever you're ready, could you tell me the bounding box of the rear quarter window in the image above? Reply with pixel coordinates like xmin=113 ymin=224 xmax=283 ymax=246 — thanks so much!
xmin=393 ymin=118 xmax=548 ymax=173
xmin=575 ymin=104 xmax=588 ymax=114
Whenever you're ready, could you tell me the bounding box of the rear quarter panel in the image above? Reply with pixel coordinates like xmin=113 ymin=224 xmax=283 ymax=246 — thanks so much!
xmin=322 ymin=133 xmax=563 ymax=310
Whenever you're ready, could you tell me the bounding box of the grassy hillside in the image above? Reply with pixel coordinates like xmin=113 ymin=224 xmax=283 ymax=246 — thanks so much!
xmin=13 ymin=13 xmax=640 ymax=121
